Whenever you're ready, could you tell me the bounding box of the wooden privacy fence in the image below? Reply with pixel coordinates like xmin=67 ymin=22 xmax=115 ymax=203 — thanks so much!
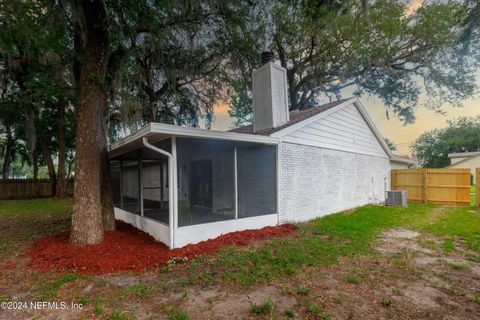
xmin=0 ymin=179 xmax=74 ymax=200
xmin=476 ymin=168 xmax=480 ymax=208
xmin=391 ymin=168 xmax=471 ymax=206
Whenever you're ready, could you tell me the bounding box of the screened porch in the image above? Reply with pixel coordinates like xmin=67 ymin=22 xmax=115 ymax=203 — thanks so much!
xmin=108 ymin=125 xmax=279 ymax=248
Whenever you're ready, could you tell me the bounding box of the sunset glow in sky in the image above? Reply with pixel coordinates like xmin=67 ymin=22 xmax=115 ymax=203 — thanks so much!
xmin=208 ymin=92 xmax=479 ymax=156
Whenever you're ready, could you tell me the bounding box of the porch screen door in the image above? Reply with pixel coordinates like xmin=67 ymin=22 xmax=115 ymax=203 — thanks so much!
xmin=190 ymin=159 xmax=213 ymax=209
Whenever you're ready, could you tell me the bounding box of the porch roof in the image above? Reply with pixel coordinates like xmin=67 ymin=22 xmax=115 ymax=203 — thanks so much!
xmin=108 ymin=123 xmax=279 ymax=159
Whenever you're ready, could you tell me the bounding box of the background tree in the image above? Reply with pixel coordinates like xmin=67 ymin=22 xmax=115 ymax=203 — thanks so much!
xmin=384 ymin=138 xmax=397 ymax=152
xmin=218 ymin=1 xmax=270 ymax=127
xmin=225 ymin=0 xmax=478 ymax=126
xmin=412 ymin=117 xmax=480 ymax=168
xmin=0 ymin=0 xmax=74 ymax=187
xmin=0 ymin=77 xmax=23 ymax=179
xmin=106 ymin=0 xmax=236 ymax=138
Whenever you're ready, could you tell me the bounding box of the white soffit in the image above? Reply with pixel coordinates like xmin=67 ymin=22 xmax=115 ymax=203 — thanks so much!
xmin=150 ymin=123 xmax=279 ymax=144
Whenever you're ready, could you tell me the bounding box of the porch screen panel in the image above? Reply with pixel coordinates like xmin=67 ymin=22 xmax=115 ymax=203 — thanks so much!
xmin=141 ymin=138 xmax=171 ymax=224
xmin=176 ymin=138 xmax=235 ymax=227
xmin=237 ymin=143 xmax=277 ymax=218
xmin=111 ymin=160 xmax=121 ymax=207
xmin=121 ymin=160 xmax=140 ymax=214
xmin=141 ymin=159 xmax=169 ymax=225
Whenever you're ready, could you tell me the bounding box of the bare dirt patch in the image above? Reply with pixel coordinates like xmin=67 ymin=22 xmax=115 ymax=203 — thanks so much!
xmin=377 ymin=228 xmax=434 ymax=256
xmin=182 ymin=285 xmax=297 ymax=319
xmin=401 ymin=284 xmax=447 ymax=309
xmin=383 ymin=228 xmax=421 ymax=239
xmin=373 ymin=227 xmax=480 ymax=319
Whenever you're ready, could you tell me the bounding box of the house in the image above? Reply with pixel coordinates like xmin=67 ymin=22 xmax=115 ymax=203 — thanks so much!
xmin=448 ymin=151 xmax=480 ymax=181
xmin=390 ymin=154 xmax=417 ymax=169
xmin=108 ymin=54 xmax=396 ymax=249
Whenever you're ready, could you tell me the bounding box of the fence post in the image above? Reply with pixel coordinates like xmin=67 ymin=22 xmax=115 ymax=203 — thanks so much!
xmin=424 ymin=169 xmax=428 ymax=204
xmin=476 ymin=168 xmax=480 ymax=207
xmin=391 ymin=169 xmax=396 ymax=190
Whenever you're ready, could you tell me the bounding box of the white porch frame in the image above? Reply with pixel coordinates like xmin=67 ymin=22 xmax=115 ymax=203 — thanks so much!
xmin=141 ymin=137 xmax=175 ymax=248
xmin=111 ymin=127 xmax=280 ymax=249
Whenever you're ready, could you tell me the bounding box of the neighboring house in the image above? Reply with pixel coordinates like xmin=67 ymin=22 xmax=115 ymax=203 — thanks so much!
xmin=448 ymin=151 xmax=480 ymax=181
xmin=390 ymin=154 xmax=417 ymax=169
xmin=108 ymin=55 xmax=397 ymax=249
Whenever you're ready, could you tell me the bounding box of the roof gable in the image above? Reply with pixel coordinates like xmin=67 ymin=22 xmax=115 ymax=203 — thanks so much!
xmin=448 ymin=151 xmax=480 ymax=159
xmin=448 ymin=153 xmax=480 ymax=167
xmin=391 ymin=154 xmax=416 ymax=165
xmin=229 ymin=99 xmax=348 ymax=136
xmin=230 ymin=98 xmax=392 ymax=158
xmin=281 ymin=100 xmax=390 ymax=158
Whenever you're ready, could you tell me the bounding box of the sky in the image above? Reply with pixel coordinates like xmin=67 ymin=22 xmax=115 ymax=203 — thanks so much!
xmin=206 ymin=91 xmax=480 ymax=156
xmin=203 ymin=0 xmax=480 ymax=157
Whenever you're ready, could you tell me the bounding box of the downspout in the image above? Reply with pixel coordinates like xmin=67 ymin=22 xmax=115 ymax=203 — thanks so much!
xmin=142 ymin=137 xmax=175 ymax=249
xmin=276 ymin=144 xmax=280 ymax=226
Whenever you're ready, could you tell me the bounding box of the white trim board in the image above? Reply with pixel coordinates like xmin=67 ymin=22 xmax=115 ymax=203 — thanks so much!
xmin=173 ymin=214 xmax=278 ymax=248
xmin=150 ymin=123 xmax=278 ymax=144
xmin=109 ymin=123 xmax=279 ymax=159
xmin=115 ymin=207 xmax=170 ymax=247
xmin=280 ymin=139 xmax=390 ymax=159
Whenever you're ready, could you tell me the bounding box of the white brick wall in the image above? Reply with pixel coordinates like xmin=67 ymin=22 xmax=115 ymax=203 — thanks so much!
xmin=278 ymin=142 xmax=390 ymax=223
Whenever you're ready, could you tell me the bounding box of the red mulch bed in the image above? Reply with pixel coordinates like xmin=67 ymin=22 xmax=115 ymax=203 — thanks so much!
xmin=25 ymin=221 xmax=296 ymax=275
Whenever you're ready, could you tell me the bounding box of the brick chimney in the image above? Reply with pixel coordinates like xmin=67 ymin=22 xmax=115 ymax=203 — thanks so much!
xmin=252 ymin=52 xmax=289 ymax=132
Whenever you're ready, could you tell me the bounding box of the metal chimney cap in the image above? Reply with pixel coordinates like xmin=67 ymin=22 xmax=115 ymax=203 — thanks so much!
xmin=261 ymin=51 xmax=274 ymax=65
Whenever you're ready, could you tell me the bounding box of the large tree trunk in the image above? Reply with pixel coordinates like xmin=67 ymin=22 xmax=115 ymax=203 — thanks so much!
xmin=101 ymin=145 xmax=115 ymax=231
xmin=32 ymin=150 xmax=39 ymax=197
xmin=70 ymin=0 xmax=109 ymax=245
xmin=15 ymin=68 xmax=38 ymax=169
xmin=67 ymin=159 xmax=73 ymax=179
xmin=32 ymin=150 xmax=38 ymax=180
xmin=1 ymin=126 xmax=13 ymax=180
xmin=56 ymin=103 xmax=66 ymax=197
xmin=100 ymin=77 xmax=115 ymax=231
xmin=149 ymin=99 xmax=157 ymax=122
xmin=39 ymin=138 xmax=57 ymax=197
xmin=24 ymin=106 xmax=37 ymax=167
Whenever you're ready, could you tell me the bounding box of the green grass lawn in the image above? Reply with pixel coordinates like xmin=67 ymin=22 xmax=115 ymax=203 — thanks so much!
xmin=0 ymin=198 xmax=72 ymax=218
xmin=471 ymin=185 xmax=477 ymax=206
xmin=0 ymin=198 xmax=72 ymax=261
xmin=0 ymin=198 xmax=479 ymax=288
xmin=212 ymin=203 xmax=480 ymax=286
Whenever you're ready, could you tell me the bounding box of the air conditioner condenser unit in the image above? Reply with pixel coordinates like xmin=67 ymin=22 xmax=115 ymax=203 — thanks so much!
xmin=385 ymin=190 xmax=407 ymax=207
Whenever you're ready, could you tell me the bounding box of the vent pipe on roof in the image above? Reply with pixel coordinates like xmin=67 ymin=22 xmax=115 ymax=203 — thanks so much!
xmin=252 ymin=52 xmax=289 ymax=132
xmin=261 ymin=51 xmax=275 ymax=65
